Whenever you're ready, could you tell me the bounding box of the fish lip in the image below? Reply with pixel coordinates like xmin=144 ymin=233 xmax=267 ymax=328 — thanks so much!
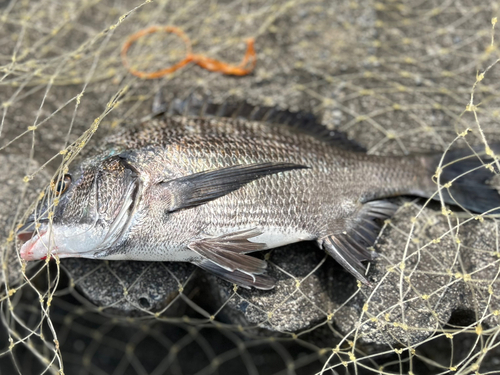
xmin=17 ymin=221 xmax=55 ymax=261
xmin=19 ymin=228 xmax=48 ymax=261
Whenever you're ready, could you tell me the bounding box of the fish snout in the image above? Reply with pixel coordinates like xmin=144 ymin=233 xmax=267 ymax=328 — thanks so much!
xmin=19 ymin=230 xmax=50 ymax=261
xmin=17 ymin=216 xmax=55 ymax=261
xmin=18 ymin=222 xmax=101 ymax=261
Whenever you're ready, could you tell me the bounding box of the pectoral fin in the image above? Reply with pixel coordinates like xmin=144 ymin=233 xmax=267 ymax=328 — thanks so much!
xmin=195 ymin=260 xmax=276 ymax=290
xmin=320 ymin=200 xmax=398 ymax=284
xmin=162 ymin=162 xmax=308 ymax=212
xmin=189 ymin=229 xmax=276 ymax=289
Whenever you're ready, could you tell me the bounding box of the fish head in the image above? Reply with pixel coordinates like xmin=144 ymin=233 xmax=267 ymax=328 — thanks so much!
xmin=18 ymin=154 xmax=141 ymax=261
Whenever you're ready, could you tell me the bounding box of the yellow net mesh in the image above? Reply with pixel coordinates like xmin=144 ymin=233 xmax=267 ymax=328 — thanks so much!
xmin=1 ymin=0 xmax=500 ymax=374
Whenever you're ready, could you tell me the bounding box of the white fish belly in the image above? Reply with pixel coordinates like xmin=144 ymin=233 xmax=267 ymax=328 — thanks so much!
xmin=102 ymin=247 xmax=198 ymax=262
xmin=248 ymin=228 xmax=315 ymax=250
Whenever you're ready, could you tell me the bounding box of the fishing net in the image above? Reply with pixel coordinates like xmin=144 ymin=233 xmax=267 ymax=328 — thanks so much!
xmin=1 ymin=0 xmax=500 ymax=374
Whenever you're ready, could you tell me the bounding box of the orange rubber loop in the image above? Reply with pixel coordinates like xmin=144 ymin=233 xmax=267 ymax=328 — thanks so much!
xmin=121 ymin=26 xmax=256 ymax=79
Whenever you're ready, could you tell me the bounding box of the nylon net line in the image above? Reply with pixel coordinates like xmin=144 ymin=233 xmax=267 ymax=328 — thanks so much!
xmin=1 ymin=1 xmax=500 ymax=374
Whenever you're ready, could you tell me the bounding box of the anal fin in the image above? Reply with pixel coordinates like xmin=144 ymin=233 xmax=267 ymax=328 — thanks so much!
xmin=320 ymin=200 xmax=398 ymax=284
xmin=189 ymin=229 xmax=275 ymax=289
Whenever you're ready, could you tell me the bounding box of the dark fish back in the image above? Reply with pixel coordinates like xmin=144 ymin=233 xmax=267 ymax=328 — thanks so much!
xmin=162 ymin=95 xmax=365 ymax=152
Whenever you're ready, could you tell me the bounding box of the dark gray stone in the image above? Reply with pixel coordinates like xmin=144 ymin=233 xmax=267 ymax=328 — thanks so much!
xmin=207 ymin=244 xmax=356 ymax=333
xmin=61 ymin=258 xmax=196 ymax=314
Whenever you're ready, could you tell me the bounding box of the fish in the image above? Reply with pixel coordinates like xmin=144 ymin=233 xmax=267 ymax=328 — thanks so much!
xmin=17 ymin=96 xmax=500 ymax=289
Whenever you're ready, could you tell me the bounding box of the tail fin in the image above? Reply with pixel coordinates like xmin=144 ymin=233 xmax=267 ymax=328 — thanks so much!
xmin=427 ymin=145 xmax=500 ymax=214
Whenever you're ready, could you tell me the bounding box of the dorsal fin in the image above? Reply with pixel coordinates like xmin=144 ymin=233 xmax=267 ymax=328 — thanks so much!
xmin=152 ymin=92 xmax=365 ymax=152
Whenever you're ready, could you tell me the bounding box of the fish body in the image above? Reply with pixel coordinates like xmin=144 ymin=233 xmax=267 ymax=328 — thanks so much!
xmin=18 ymin=101 xmax=500 ymax=289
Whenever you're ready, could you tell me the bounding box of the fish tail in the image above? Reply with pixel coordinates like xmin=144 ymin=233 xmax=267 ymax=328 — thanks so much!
xmin=423 ymin=145 xmax=500 ymax=214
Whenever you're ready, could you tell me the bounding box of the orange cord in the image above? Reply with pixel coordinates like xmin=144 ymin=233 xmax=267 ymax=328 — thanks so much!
xmin=121 ymin=26 xmax=256 ymax=79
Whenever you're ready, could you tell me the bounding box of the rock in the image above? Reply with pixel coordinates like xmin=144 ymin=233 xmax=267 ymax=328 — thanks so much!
xmin=62 ymin=259 xmax=196 ymax=314
xmin=208 ymin=244 xmax=356 ymax=333
xmin=334 ymin=203 xmax=500 ymax=346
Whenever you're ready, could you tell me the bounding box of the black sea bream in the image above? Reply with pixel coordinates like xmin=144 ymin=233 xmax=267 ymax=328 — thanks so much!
xmin=18 ymin=100 xmax=500 ymax=289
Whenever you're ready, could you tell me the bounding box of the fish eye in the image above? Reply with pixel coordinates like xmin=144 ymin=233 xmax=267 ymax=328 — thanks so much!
xmin=53 ymin=174 xmax=72 ymax=195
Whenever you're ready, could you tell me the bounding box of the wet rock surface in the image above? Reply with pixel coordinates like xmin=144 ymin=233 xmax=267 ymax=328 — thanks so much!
xmin=61 ymin=259 xmax=196 ymax=314
xmin=334 ymin=203 xmax=499 ymax=346
xmin=208 ymin=245 xmax=357 ymax=333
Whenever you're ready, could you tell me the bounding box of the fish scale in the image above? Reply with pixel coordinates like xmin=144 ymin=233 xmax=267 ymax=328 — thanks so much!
xmin=18 ymin=102 xmax=500 ymax=289
xmin=105 ymin=117 xmax=424 ymax=258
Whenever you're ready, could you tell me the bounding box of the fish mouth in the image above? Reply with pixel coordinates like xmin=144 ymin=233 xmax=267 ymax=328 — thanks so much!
xmin=17 ymin=221 xmax=50 ymax=261
xmin=17 ymin=220 xmax=66 ymax=261
xmin=19 ymin=232 xmax=48 ymax=261
xmin=18 ymin=224 xmax=87 ymax=261
xmin=18 ymin=230 xmax=37 ymax=243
